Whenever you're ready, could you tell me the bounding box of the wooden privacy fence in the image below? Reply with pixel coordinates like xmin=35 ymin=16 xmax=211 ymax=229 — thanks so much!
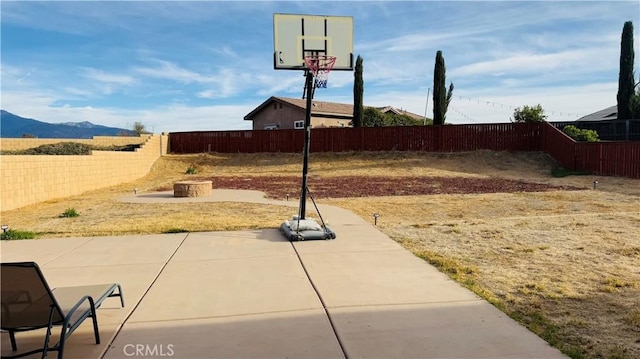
xmin=169 ymin=123 xmax=543 ymax=154
xmin=542 ymin=122 xmax=640 ymax=178
xmin=169 ymin=123 xmax=640 ymax=178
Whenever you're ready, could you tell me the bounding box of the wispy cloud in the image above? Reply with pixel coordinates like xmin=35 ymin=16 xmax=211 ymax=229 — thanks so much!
xmin=454 ymin=48 xmax=614 ymax=77
xmin=212 ymin=45 xmax=239 ymax=58
xmin=138 ymin=103 xmax=254 ymax=132
xmin=134 ymin=59 xmax=208 ymax=84
xmin=81 ymin=68 xmax=135 ymax=85
xmin=62 ymin=87 xmax=95 ymax=98
xmin=16 ymin=67 xmax=36 ymax=84
xmin=255 ymin=73 xmax=304 ymax=96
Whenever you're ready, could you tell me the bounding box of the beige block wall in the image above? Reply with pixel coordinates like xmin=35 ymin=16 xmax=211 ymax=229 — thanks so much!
xmin=1 ymin=134 xmax=168 ymax=212
xmin=0 ymin=135 xmax=151 ymax=151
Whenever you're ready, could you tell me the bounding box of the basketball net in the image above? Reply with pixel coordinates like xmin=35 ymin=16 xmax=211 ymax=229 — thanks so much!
xmin=304 ymin=55 xmax=337 ymax=89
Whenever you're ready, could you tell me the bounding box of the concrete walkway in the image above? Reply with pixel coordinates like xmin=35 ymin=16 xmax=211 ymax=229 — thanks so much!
xmin=1 ymin=190 xmax=565 ymax=358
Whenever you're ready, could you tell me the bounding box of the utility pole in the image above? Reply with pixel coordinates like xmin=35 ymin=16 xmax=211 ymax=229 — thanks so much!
xmin=423 ymin=88 xmax=430 ymax=125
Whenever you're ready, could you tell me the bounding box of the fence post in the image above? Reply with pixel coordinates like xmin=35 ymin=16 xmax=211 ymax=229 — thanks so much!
xmin=541 ymin=122 xmax=548 ymax=152
xmin=598 ymin=143 xmax=603 ymax=175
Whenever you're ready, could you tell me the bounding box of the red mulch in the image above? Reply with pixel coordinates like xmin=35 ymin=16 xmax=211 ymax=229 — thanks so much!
xmin=185 ymin=176 xmax=583 ymax=199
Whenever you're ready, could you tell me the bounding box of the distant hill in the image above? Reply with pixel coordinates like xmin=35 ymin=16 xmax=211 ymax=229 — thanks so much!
xmin=0 ymin=110 xmax=135 ymax=138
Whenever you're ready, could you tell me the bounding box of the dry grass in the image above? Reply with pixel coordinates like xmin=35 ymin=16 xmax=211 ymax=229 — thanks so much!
xmin=2 ymin=150 xmax=639 ymax=359
xmin=332 ymin=195 xmax=639 ymax=358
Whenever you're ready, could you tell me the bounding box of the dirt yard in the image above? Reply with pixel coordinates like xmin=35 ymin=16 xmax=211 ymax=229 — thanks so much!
xmin=1 ymin=150 xmax=638 ymax=358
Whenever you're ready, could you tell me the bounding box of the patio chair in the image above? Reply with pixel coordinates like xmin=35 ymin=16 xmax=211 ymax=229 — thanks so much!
xmin=1 ymin=262 xmax=124 ymax=359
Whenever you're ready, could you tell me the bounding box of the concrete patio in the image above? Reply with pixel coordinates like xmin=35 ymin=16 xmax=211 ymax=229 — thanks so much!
xmin=1 ymin=190 xmax=566 ymax=358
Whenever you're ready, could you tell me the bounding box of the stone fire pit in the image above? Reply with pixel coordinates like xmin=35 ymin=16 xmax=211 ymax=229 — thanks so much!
xmin=173 ymin=180 xmax=212 ymax=197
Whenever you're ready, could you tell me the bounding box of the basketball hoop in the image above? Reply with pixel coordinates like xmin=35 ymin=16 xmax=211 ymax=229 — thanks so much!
xmin=304 ymin=55 xmax=337 ymax=89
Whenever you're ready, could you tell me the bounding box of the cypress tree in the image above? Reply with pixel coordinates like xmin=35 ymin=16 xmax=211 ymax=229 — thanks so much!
xmin=617 ymin=21 xmax=635 ymax=120
xmin=433 ymin=51 xmax=454 ymax=125
xmin=353 ymin=55 xmax=364 ymax=127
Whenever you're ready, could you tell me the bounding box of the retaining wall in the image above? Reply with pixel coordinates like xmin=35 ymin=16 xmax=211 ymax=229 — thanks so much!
xmin=1 ymin=134 xmax=168 ymax=211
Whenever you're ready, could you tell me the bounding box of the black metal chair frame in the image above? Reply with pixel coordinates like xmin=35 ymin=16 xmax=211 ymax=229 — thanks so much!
xmin=1 ymin=262 xmax=124 ymax=359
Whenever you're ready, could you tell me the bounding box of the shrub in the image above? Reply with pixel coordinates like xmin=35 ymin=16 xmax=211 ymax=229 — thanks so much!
xmin=1 ymin=142 xmax=142 ymax=155
xmin=562 ymin=125 xmax=599 ymax=142
xmin=511 ymin=104 xmax=547 ymax=123
xmin=60 ymin=208 xmax=79 ymax=218
xmin=186 ymin=165 xmax=198 ymax=174
xmin=1 ymin=229 xmax=36 ymax=240
xmin=551 ymin=166 xmax=591 ymax=177
xmin=24 ymin=142 xmax=93 ymax=155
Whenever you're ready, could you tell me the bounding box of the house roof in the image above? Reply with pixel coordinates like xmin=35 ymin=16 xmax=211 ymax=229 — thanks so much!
xmin=279 ymin=97 xmax=355 ymax=116
xmin=244 ymin=96 xmax=425 ymax=121
xmin=243 ymin=96 xmax=353 ymax=121
xmin=375 ymin=106 xmax=425 ymax=121
xmin=576 ymin=105 xmax=617 ymax=122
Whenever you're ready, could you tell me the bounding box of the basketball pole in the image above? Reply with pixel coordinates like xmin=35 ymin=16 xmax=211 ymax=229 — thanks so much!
xmin=299 ymin=70 xmax=315 ymax=220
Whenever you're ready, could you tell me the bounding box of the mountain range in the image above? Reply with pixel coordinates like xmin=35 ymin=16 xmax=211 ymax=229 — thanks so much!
xmin=0 ymin=110 xmax=135 ymax=138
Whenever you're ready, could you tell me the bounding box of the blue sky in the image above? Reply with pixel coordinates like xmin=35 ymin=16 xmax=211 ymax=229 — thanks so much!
xmin=1 ymin=1 xmax=639 ymax=133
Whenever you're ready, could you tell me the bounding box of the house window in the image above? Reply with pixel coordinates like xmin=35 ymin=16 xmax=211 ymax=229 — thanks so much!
xmin=294 ymin=120 xmax=304 ymax=129
xmin=273 ymin=103 xmax=277 ymax=110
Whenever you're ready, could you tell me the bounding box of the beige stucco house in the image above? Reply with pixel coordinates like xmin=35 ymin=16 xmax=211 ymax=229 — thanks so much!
xmin=244 ymin=97 xmax=352 ymax=130
xmin=244 ymin=96 xmax=424 ymax=130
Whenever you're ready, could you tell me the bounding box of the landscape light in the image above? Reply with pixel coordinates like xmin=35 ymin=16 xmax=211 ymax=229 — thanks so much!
xmin=1 ymin=225 xmax=8 ymax=233
xmin=286 ymin=194 xmax=289 ymax=201
xmin=593 ymin=181 xmax=598 ymax=190
xmin=134 ymin=188 xmax=138 ymax=195
xmin=373 ymin=213 xmax=381 ymax=226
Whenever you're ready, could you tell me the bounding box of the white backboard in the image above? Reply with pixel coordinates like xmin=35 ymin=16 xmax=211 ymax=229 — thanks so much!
xmin=273 ymin=13 xmax=354 ymax=71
